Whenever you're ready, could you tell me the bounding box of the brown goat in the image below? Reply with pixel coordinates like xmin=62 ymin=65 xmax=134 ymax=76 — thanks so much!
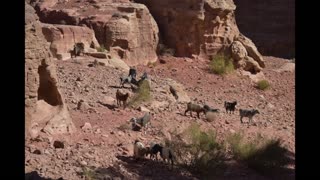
xmin=184 ymin=102 xmax=206 ymax=118
xmin=116 ymin=89 xmax=130 ymax=109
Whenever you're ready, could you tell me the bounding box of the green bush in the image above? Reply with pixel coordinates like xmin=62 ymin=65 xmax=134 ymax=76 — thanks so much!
xmin=227 ymin=132 xmax=293 ymax=175
xmin=82 ymin=167 xmax=96 ymax=180
xmin=168 ymin=123 xmax=226 ymax=177
xmin=128 ymin=80 xmax=151 ymax=107
xmin=256 ymin=80 xmax=270 ymax=90
xmin=209 ymin=54 xmax=234 ymax=75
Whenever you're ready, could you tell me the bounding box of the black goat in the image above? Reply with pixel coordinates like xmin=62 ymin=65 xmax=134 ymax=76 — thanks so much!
xmin=224 ymin=101 xmax=237 ymax=114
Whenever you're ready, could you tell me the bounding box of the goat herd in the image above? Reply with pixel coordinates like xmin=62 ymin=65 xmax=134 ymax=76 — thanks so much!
xmin=114 ymin=67 xmax=261 ymax=170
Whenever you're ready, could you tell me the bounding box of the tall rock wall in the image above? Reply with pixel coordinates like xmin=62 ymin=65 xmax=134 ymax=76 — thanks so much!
xmin=136 ymin=0 xmax=264 ymax=73
xmin=25 ymin=2 xmax=75 ymax=138
xmin=137 ymin=0 xmax=240 ymax=58
xmin=34 ymin=0 xmax=159 ymax=66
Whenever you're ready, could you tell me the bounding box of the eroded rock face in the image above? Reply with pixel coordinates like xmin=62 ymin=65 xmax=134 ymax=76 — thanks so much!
xmin=136 ymin=0 xmax=238 ymax=57
xmin=25 ymin=2 xmax=75 ymax=138
xmin=136 ymin=0 xmax=264 ymax=73
xmin=231 ymin=34 xmax=265 ymax=73
xmin=41 ymin=23 xmax=100 ymax=60
xmin=34 ymin=0 xmax=159 ymax=66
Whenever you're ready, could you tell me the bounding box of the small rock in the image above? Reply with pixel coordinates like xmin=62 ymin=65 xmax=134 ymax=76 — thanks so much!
xmin=77 ymin=100 xmax=89 ymax=111
xmin=185 ymin=58 xmax=193 ymax=63
xmin=84 ymin=152 xmax=94 ymax=159
xmin=267 ymin=103 xmax=275 ymax=109
xmin=76 ymin=77 xmax=83 ymax=81
xmin=110 ymin=131 xmax=115 ymax=135
xmin=159 ymin=59 xmax=166 ymax=64
xmin=118 ymin=131 xmax=124 ymax=136
xmin=283 ymin=126 xmax=288 ymax=129
xmin=95 ymin=128 xmax=101 ymax=134
xmin=229 ymin=129 xmax=235 ymax=134
xmin=30 ymin=129 xmax=39 ymax=139
xmin=44 ymin=149 xmax=50 ymax=155
xmin=82 ymin=122 xmax=92 ymax=131
xmin=137 ymin=106 xmax=150 ymax=112
xmin=80 ymin=160 xmax=87 ymax=166
xmin=71 ymin=99 xmax=77 ymax=104
xmin=33 ymin=149 xmax=41 ymax=155
xmin=53 ymin=141 xmax=64 ymax=149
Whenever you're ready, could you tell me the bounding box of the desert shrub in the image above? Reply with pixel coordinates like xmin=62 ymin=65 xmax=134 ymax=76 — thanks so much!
xmin=227 ymin=132 xmax=293 ymax=175
xmin=128 ymin=80 xmax=151 ymax=107
xmin=167 ymin=123 xmax=226 ymax=178
xmin=82 ymin=167 xmax=96 ymax=180
xmin=256 ymin=80 xmax=270 ymax=90
xmin=209 ymin=54 xmax=234 ymax=75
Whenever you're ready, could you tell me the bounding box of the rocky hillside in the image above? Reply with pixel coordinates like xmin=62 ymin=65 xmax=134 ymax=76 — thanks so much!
xmin=25 ymin=55 xmax=295 ymax=179
xmin=25 ymin=0 xmax=295 ymax=179
xmin=235 ymin=0 xmax=295 ymax=58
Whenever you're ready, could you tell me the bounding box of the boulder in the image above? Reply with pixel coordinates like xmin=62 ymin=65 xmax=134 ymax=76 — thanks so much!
xmin=235 ymin=34 xmax=265 ymax=68
xmin=165 ymin=78 xmax=190 ymax=103
xmin=231 ymin=41 xmax=247 ymax=61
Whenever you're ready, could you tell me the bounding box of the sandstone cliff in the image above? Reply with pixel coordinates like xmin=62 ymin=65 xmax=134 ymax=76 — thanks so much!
xmin=136 ymin=0 xmax=264 ymax=73
xmin=41 ymin=23 xmax=100 ymax=60
xmin=33 ymin=0 xmax=159 ymax=66
xmin=25 ymin=2 xmax=75 ymax=138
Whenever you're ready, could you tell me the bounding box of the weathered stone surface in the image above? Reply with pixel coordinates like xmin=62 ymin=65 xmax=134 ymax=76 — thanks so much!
xmin=136 ymin=0 xmax=239 ymax=58
xmin=235 ymin=34 xmax=265 ymax=68
xmin=25 ymin=3 xmax=75 ymax=138
xmin=41 ymin=23 xmax=100 ymax=60
xmin=230 ymin=41 xmax=247 ymax=61
xmin=136 ymin=0 xmax=264 ymax=73
xmin=35 ymin=1 xmax=159 ymax=66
